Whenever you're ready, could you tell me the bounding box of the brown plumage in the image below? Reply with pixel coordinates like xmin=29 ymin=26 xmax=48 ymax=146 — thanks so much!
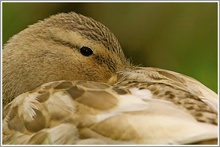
xmin=2 ymin=12 xmax=218 ymax=145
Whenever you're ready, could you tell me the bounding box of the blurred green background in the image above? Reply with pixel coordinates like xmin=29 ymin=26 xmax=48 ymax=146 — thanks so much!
xmin=2 ymin=2 xmax=218 ymax=92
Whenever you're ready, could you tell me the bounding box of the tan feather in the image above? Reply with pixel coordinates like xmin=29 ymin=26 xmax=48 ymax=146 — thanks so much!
xmin=3 ymin=79 xmax=218 ymax=144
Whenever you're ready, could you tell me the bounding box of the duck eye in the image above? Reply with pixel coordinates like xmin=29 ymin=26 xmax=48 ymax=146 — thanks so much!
xmin=80 ymin=46 xmax=93 ymax=56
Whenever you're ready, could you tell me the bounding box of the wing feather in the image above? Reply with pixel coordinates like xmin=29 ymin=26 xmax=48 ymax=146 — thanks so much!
xmin=3 ymin=78 xmax=218 ymax=144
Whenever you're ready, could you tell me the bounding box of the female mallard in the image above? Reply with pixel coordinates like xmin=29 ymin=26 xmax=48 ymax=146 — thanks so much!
xmin=2 ymin=12 xmax=217 ymax=145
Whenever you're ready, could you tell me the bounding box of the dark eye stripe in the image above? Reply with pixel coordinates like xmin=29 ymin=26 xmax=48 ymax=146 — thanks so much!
xmin=50 ymin=36 xmax=79 ymax=50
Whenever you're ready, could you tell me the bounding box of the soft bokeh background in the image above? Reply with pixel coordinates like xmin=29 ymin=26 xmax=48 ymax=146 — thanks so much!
xmin=2 ymin=2 xmax=218 ymax=92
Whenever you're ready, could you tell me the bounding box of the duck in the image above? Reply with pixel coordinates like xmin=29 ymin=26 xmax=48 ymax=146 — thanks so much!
xmin=2 ymin=12 xmax=218 ymax=145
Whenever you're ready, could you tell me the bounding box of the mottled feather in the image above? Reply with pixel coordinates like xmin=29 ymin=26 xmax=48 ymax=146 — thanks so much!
xmin=3 ymin=77 xmax=218 ymax=144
